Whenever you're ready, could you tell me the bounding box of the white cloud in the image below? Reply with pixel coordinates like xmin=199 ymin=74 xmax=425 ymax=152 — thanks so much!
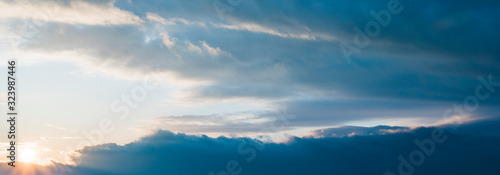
xmin=160 ymin=32 xmax=176 ymax=49
xmin=146 ymin=12 xmax=206 ymax=27
xmin=146 ymin=12 xmax=176 ymax=25
xmin=429 ymin=115 xmax=479 ymax=127
xmin=214 ymin=22 xmax=337 ymax=41
xmin=186 ymin=41 xmax=202 ymax=53
xmin=200 ymin=41 xmax=222 ymax=56
xmin=0 ymin=0 xmax=143 ymax=25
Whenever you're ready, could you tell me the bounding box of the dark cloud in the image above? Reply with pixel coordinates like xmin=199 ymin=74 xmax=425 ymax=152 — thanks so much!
xmin=5 ymin=118 xmax=499 ymax=175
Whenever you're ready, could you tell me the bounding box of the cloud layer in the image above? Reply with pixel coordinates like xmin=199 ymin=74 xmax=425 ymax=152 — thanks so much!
xmin=1 ymin=0 xmax=499 ymax=129
xmin=3 ymin=118 xmax=500 ymax=175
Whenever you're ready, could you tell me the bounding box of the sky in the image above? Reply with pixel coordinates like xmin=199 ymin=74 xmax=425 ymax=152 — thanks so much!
xmin=0 ymin=0 xmax=499 ymax=174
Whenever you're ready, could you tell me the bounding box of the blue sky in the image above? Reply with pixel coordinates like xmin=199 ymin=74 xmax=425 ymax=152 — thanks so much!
xmin=0 ymin=0 xmax=499 ymax=174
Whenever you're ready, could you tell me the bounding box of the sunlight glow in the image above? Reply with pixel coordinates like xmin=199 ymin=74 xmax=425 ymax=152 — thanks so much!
xmin=20 ymin=148 xmax=36 ymax=163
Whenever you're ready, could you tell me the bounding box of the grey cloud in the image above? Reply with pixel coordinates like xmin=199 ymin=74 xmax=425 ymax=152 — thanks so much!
xmin=4 ymin=118 xmax=500 ymax=174
xmin=13 ymin=0 xmax=500 ymax=126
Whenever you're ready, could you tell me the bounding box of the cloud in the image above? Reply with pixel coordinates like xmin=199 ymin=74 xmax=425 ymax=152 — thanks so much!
xmin=159 ymin=32 xmax=176 ymax=49
xmin=309 ymin=125 xmax=410 ymax=138
xmin=4 ymin=117 xmax=499 ymax=174
xmin=0 ymin=0 xmax=143 ymax=25
xmin=213 ymin=22 xmax=337 ymax=41
xmin=4 ymin=0 xmax=500 ymax=127
xmin=136 ymin=110 xmax=294 ymax=134
xmin=146 ymin=12 xmax=176 ymax=25
xmin=200 ymin=41 xmax=223 ymax=56
xmin=45 ymin=123 xmax=78 ymax=133
xmin=1 ymin=1 xmax=499 ymax=174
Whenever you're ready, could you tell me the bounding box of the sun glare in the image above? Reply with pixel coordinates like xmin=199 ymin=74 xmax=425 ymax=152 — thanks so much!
xmin=20 ymin=148 xmax=36 ymax=163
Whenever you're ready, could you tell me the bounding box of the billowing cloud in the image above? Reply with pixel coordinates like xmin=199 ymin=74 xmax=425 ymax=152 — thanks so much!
xmin=3 ymin=118 xmax=499 ymax=175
